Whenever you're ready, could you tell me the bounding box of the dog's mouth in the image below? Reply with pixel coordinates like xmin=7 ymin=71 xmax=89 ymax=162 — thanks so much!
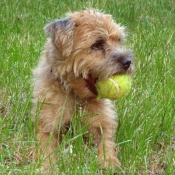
xmin=84 ymin=74 xmax=98 ymax=96
xmin=84 ymin=72 xmax=128 ymax=96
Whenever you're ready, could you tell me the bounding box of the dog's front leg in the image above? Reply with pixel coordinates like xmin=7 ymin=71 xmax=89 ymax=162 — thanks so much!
xmin=89 ymin=120 xmax=121 ymax=168
xmin=33 ymin=104 xmax=65 ymax=169
xmin=86 ymin=100 xmax=121 ymax=168
xmin=97 ymin=127 xmax=121 ymax=168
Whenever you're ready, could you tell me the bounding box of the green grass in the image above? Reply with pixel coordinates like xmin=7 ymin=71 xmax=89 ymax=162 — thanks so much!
xmin=0 ymin=0 xmax=175 ymax=174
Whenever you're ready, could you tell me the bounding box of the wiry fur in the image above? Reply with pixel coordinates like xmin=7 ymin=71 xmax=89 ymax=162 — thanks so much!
xmin=32 ymin=9 xmax=134 ymax=169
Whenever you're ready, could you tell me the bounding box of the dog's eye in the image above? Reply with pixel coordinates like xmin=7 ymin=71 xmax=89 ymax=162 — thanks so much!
xmin=91 ymin=40 xmax=105 ymax=50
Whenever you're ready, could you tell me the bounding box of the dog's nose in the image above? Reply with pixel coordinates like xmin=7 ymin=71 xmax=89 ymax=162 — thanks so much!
xmin=120 ymin=57 xmax=131 ymax=70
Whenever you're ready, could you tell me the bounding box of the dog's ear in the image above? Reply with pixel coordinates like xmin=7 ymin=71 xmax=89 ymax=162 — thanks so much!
xmin=44 ymin=18 xmax=76 ymax=57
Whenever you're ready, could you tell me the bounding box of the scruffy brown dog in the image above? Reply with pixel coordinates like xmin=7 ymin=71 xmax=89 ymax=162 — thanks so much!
xmin=32 ymin=9 xmax=134 ymax=169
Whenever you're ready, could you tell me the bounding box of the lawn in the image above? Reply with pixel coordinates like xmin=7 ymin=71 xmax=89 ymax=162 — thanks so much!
xmin=0 ymin=0 xmax=175 ymax=174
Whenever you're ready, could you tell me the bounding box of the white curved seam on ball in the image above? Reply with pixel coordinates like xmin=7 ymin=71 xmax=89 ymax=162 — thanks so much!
xmin=108 ymin=78 xmax=119 ymax=98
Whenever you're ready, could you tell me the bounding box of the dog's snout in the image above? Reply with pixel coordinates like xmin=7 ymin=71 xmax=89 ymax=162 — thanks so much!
xmin=120 ymin=57 xmax=132 ymax=70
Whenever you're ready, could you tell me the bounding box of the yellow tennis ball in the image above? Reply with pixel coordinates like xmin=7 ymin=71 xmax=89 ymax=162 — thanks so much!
xmin=95 ymin=75 xmax=132 ymax=100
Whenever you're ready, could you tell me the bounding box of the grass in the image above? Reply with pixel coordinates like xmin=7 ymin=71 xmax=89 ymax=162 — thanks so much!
xmin=0 ymin=0 xmax=175 ymax=174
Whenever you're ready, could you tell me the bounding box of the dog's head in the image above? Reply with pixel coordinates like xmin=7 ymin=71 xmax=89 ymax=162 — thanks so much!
xmin=45 ymin=10 xmax=134 ymax=99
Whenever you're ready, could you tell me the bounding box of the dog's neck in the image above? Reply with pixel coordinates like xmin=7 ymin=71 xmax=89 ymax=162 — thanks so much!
xmin=50 ymin=68 xmax=95 ymax=107
xmin=51 ymin=67 xmax=88 ymax=114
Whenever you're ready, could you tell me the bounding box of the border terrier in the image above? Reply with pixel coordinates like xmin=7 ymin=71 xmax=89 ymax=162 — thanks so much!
xmin=31 ymin=9 xmax=134 ymax=169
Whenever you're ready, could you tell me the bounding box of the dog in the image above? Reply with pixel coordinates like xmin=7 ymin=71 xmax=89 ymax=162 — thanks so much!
xmin=31 ymin=9 xmax=134 ymax=170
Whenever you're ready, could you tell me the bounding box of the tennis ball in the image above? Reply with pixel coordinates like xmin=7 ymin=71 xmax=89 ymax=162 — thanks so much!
xmin=95 ymin=75 xmax=132 ymax=100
